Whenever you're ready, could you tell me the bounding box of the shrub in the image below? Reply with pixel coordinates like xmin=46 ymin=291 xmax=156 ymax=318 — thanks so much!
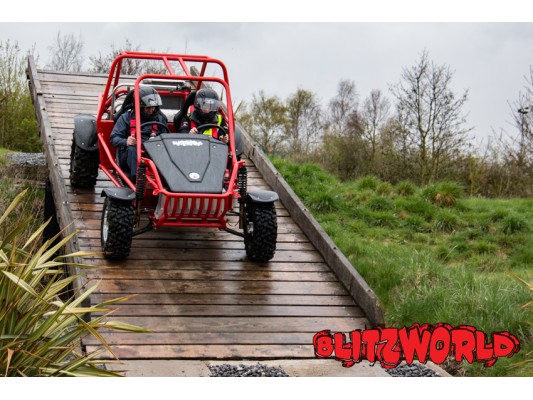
xmin=0 ymin=190 xmax=149 ymax=376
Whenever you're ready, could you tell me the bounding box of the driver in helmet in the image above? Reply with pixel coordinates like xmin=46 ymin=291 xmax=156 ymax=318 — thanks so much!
xmin=176 ymin=88 xmax=229 ymax=144
xmin=111 ymin=86 xmax=168 ymax=182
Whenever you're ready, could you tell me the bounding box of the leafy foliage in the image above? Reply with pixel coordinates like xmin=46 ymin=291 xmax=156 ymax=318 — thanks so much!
xmin=0 ymin=40 xmax=40 ymax=152
xmin=0 ymin=190 xmax=149 ymax=377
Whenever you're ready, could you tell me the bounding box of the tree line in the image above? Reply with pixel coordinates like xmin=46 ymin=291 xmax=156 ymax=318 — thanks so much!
xmin=0 ymin=32 xmax=531 ymax=197
xmin=239 ymin=51 xmax=533 ymax=198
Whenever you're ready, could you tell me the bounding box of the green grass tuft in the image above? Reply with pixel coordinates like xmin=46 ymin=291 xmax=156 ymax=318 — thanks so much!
xmin=396 ymin=180 xmax=417 ymax=196
xmin=422 ymin=181 xmax=464 ymax=207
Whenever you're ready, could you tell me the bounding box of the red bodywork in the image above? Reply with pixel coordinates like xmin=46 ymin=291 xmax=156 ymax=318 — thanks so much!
xmin=96 ymin=52 xmax=244 ymax=230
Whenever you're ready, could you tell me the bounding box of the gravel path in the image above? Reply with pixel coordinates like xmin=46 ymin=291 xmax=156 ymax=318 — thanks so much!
xmin=209 ymin=363 xmax=289 ymax=377
xmin=5 ymin=152 xmax=46 ymax=166
xmin=208 ymin=362 xmax=441 ymax=377
xmin=386 ymin=363 xmax=441 ymax=377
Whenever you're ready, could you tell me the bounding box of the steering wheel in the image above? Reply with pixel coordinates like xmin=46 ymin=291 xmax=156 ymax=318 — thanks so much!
xmin=139 ymin=121 xmax=170 ymax=134
xmin=196 ymin=123 xmax=228 ymax=137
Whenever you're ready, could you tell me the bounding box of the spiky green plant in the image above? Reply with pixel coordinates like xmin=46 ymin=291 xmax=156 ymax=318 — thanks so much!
xmin=0 ymin=190 xmax=149 ymax=377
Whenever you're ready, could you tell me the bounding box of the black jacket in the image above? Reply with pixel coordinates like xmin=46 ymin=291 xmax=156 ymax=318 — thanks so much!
xmin=111 ymin=110 xmax=168 ymax=150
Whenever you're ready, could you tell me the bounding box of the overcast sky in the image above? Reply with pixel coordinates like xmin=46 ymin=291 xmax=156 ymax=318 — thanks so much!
xmin=2 ymin=2 xmax=533 ymax=148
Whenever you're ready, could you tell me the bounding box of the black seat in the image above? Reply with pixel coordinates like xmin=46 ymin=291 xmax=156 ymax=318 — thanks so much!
xmin=173 ymin=90 xmax=197 ymax=129
xmin=113 ymin=90 xmax=135 ymax=122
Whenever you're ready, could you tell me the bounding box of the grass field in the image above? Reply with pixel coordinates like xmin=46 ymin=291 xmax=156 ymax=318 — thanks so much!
xmin=271 ymin=156 xmax=532 ymax=377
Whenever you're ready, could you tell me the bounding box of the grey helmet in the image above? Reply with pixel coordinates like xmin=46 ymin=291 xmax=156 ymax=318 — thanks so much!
xmin=194 ymin=88 xmax=219 ymax=121
xmin=139 ymin=86 xmax=163 ymax=108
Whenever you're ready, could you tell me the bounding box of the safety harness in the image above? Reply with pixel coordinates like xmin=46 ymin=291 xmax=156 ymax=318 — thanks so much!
xmin=129 ymin=113 xmax=159 ymax=138
xmin=189 ymin=111 xmax=223 ymax=139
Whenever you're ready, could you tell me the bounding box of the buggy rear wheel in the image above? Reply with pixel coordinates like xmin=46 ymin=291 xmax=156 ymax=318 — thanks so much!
xmin=244 ymin=202 xmax=277 ymax=261
xmin=69 ymin=139 xmax=99 ymax=187
xmin=101 ymin=196 xmax=134 ymax=260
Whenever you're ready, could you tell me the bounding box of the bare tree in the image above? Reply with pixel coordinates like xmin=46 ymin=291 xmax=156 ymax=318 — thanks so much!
xmin=47 ymin=31 xmax=84 ymax=72
xmin=89 ymin=39 xmax=143 ymax=74
xmin=390 ymin=49 xmax=472 ymax=183
xmin=89 ymin=40 xmax=168 ymax=75
xmin=511 ymin=66 xmax=533 ymax=166
xmin=319 ymin=81 xmax=374 ymax=180
xmin=361 ymin=89 xmax=391 ymax=162
xmin=325 ymin=79 xmax=360 ymax=136
xmin=507 ymin=96 xmax=532 ymax=168
xmin=285 ymin=89 xmax=322 ymax=155
xmin=238 ymin=91 xmax=287 ymax=154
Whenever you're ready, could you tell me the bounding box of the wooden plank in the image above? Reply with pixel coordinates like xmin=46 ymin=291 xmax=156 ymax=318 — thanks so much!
xmin=83 ymin=331 xmax=319 ymax=346
xmin=83 ymin=249 xmax=324 ymax=263
xmin=87 ymin=269 xmax=338 ymax=282
xmin=78 ymin=237 xmax=312 ymax=251
xmin=90 ymin=304 xmax=363 ymax=318
xmin=69 ymin=222 xmax=306 ymax=236
xmin=76 ymin=231 xmax=307 ymax=244
xmin=90 ymin=293 xmax=357 ymax=307
xmin=93 ymin=280 xmax=348 ymax=296
xmin=94 ymin=316 xmax=367 ymax=333
xmin=80 ymin=260 xmax=330 ymax=272
xmin=86 ymin=344 xmax=316 ymax=359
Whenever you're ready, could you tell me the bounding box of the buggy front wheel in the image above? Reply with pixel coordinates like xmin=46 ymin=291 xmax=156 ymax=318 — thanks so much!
xmin=70 ymin=140 xmax=99 ymax=187
xmin=101 ymin=196 xmax=134 ymax=260
xmin=244 ymin=202 xmax=277 ymax=262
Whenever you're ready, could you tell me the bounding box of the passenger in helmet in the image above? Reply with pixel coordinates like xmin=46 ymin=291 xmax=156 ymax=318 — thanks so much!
xmin=111 ymin=86 xmax=169 ymax=182
xmin=176 ymin=88 xmax=229 ymax=144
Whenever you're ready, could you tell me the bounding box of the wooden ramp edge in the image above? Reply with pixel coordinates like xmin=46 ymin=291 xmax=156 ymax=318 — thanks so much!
xmin=26 ymin=56 xmax=384 ymax=362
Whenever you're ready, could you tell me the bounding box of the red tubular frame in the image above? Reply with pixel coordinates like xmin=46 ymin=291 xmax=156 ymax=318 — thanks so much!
xmin=95 ymin=51 xmax=242 ymax=230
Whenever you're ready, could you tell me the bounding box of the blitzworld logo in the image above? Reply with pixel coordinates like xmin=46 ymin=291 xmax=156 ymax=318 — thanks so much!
xmin=313 ymin=323 xmax=520 ymax=368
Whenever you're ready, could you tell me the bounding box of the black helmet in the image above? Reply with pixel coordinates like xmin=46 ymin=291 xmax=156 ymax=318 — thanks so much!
xmin=194 ymin=88 xmax=219 ymax=121
xmin=139 ymin=86 xmax=162 ymax=120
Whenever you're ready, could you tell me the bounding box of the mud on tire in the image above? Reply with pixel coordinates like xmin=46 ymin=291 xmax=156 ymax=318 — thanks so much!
xmin=101 ymin=196 xmax=134 ymax=260
xmin=69 ymin=139 xmax=99 ymax=187
xmin=244 ymin=202 xmax=277 ymax=261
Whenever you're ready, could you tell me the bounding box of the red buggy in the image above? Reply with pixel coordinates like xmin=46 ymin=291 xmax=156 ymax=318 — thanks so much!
xmin=69 ymin=52 xmax=278 ymax=261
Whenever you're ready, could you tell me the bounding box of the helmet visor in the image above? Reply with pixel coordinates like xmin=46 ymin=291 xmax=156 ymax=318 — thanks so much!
xmin=141 ymin=92 xmax=163 ymax=107
xmin=197 ymin=97 xmax=218 ymax=114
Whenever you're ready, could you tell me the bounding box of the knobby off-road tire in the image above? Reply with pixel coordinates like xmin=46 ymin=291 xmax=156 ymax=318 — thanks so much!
xmin=244 ymin=203 xmax=277 ymax=261
xmin=101 ymin=197 xmax=134 ymax=260
xmin=69 ymin=140 xmax=99 ymax=187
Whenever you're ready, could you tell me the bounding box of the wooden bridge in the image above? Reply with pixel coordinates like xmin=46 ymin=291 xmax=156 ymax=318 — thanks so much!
xmin=27 ymin=57 xmax=383 ymax=363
